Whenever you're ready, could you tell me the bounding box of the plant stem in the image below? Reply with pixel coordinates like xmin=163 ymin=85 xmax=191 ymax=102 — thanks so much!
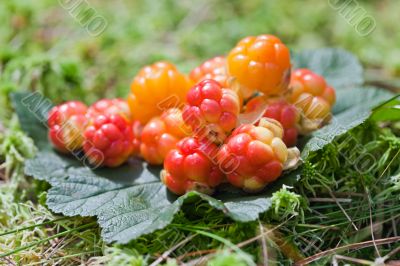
xmin=0 ymin=222 xmax=97 ymax=259
xmin=0 ymin=217 xmax=70 ymax=237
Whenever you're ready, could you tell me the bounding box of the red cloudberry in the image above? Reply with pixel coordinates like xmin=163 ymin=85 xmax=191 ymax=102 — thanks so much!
xmin=182 ymin=79 xmax=240 ymax=144
xmin=190 ymin=56 xmax=229 ymax=88
xmin=161 ymin=137 xmax=225 ymax=195
xmin=87 ymin=98 xmax=131 ymax=121
xmin=48 ymin=101 xmax=88 ymax=153
xmin=83 ymin=114 xmax=134 ymax=167
xmin=87 ymin=98 xmax=142 ymax=156
xmin=218 ymin=118 xmax=290 ymax=192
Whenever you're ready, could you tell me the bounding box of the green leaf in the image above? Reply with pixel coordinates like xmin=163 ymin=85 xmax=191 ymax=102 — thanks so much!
xmin=332 ymin=87 xmax=395 ymax=115
xmin=370 ymin=94 xmax=400 ymax=122
xmin=24 ymin=148 xmax=300 ymax=243
xmin=301 ymin=87 xmax=395 ymax=157
xmin=293 ymin=48 xmax=363 ymax=89
xmin=11 ymin=92 xmax=53 ymax=149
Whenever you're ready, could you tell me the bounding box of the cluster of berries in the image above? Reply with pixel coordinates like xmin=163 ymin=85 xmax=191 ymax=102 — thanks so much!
xmin=48 ymin=34 xmax=336 ymax=195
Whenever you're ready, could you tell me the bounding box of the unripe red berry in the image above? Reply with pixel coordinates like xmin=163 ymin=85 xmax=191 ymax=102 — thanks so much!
xmin=162 ymin=137 xmax=224 ymax=195
xmin=140 ymin=108 xmax=191 ymax=165
xmin=218 ymin=118 xmax=289 ymax=192
xmin=87 ymin=98 xmax=131 ymax=121
xmin=83 ymin=114 xmax=134 ymax=167
xmin=182 ymin=79 xmax=240 ymax=144
xmin=245 ymin=97 xmax=300 ymax=147
xmin=48 ymin=101 xmax=88 ymax=153
xmin=87 ymin=98 xmax=142 ymax=156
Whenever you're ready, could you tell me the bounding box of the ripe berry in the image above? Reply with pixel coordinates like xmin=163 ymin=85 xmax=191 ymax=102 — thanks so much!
xmin=182 ymin=79 xmax=240 ymax=144
xmin=227 ymin=34 xmax=291 ymax=98
xmin=161 ymin=137 xmax=224 ymax=195
xmin=218 ymin=118 xmax=289 ymax=192
xmin=245 ymin=97 xmax=300 ymax=147
xmin=87 ymin=98 xmax=131 ymax=121
xmin=289 ymin=69 xmax=336 ymax=133
xmin=190 ymin=56 xmax=228 ymax=88
xmin=83 ymin=114 xmax=134 ymax=167
xmin=48 ymin=101 xmax=88 ymax=153
xmin=140 ymin=108 xmax=191 ymax=165
xmin=128 ymin=62 xmax=193 ymax=124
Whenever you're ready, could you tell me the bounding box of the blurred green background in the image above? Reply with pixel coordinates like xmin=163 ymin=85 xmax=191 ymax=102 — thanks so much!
xmin=0 ymin=0 xmax=399 ymax=105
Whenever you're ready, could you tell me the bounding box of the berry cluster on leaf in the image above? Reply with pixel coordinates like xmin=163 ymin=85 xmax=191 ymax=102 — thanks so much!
xmin=47 ymin=34 xmax=335 ymax=196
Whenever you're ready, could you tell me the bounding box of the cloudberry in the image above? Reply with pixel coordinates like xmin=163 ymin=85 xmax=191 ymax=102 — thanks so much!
xmin=48 ymin=101 xmax=88 ymax=153
xmin=140 ymin=108 xmax=191 ymax=165
xmin=190 ymin=56 xmax=229 ymax=88
xmin=128 ymin=62 xmax=193 ymax=124
xmin=87 ymin=98 xmax=142 ymax=156
xmin=83 ymin=114 xmax=134 ymax=167
xmin=87 ymin=98 xmax=131 ymax=121
xmin=182 ymin=79 xmax=240 ymax=144
xmin=218 ymin=118 xmax=292 ymax=192
xmin=289 ymin=69 xmax=336 ymax=133
xmin=161 ymin=137 xmax=224 ymax=195
xmin=227 ymin=34 xmax=291 ymax=98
